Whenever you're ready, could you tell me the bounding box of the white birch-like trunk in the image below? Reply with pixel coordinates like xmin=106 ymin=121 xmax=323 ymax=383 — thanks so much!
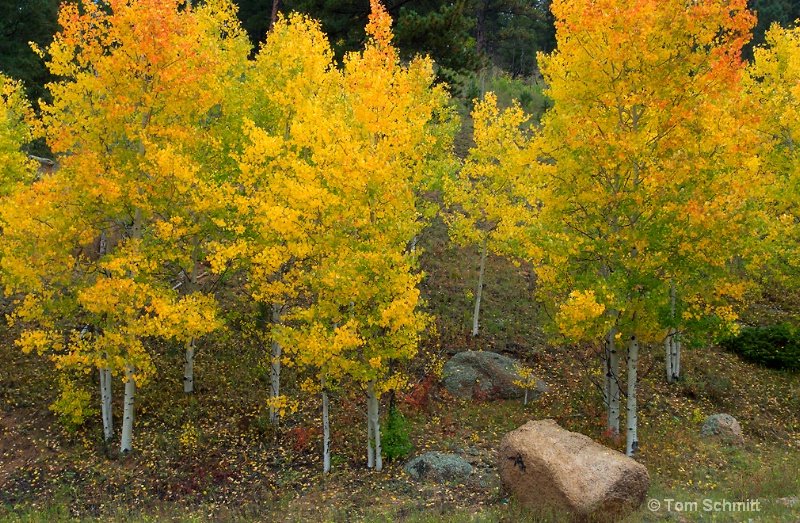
xmin=100 ymin=364 xmax=113 ymax=442
xmin=523 ymin=388 xmax=528 ymax=406
xmin=626 ymin=335 xmax=639 ymax=457
xmin=182 ymin=342 xmax=196 ymax=397
xmin=374 ymin=395 xmax=383 ymax=472
xmin=96 ymin=226 xmax=114 ymax=442
xmin=269 ymin=303 xmax=283 ymax=425
xmin=183 ymin=236 xmax=200 ymax=393
xmin=322 ymin=375 xmax=330 ymax=473
xmin=183 ymin=337 xmax=195 ymax=393
xmin=95 ymin=225 xmax=114 ymax=443
xmin=132 ymin=207 xmax=142 ymax=240
xmin=605 ymin=329 xmax=620 ymax=435
xmin=96 ymin=224 xmax=113 ymax=441
xmin=603 ymin=341 xmax=610 ymax=412
xmin=99 ymin=230 xmax=108 ymax=260
xmin=119 ymin=205 xmax=143 ymax=455
xmin=472 ymin=239 xmax=488 ymax=337
xmin=666 ymin=327 xmax=682 ymax=383
xmin=120 ymin=365 xmax=136 ymax=454
xmin=367 ymin=380 xmax=382 ymax=471
xmin=665 ymin=328 xmax=674 ymax=384
xmin=367 ymin=392 xmax=375 ymax=469
xmin=667 ymin=280 xmax=681 ymax=382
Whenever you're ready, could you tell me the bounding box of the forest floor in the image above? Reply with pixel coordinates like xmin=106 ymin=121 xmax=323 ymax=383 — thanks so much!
xmin=0 ymin=216 xmax=799 ymax=522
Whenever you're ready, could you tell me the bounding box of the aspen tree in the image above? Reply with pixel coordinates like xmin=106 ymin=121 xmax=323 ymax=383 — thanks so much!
xmin=532 ymin=0 xmax=757 ymax=450
xmin=237 ymin=13 xmax=339 ymax=425
xmin=0 ymin=74 xmax=41 ymax=422
xmin=747 ymin=25 xmax=800 ymax=291
xmin=443 ymin=94 xmax=541 ymax=337
xmin=0 ymin=74 xmax=37 ymax=193
xmin=336 ymin=0 xmax=454 ymax=470
xmin=1 ymin=0 xmax=246 ymax=453
xmin=237 ymin=2 xmax=454 ymax=471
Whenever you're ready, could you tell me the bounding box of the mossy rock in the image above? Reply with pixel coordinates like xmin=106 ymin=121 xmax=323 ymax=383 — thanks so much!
xmin=441 ymin=350 xmax=548 ymax=400
xmin=404 ymin=452 xmax=473 ymax=483
xmin=700 ymin=414 xmax=744 ymax=445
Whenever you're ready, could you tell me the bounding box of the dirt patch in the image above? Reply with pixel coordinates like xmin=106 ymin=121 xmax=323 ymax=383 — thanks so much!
xmin=0 ymin=409 xmax=58 ymax=491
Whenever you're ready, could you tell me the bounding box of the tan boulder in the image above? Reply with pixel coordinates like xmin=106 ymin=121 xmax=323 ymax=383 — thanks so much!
xmin=498 ymin=419 xmax=650 ymax=519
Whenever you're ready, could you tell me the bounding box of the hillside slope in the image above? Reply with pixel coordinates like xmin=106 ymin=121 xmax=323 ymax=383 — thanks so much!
xmin=0 ymin=206 xmax=798 ymax=523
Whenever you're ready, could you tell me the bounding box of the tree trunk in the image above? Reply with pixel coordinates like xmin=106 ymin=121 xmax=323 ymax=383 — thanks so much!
xmin=322 ymin=374 xmax=330 ymax=473
xmin=367 ymin=390 xmax=375 ymax=469
xmin=665 ymin=328 xmax=674 ymax=384
xmin=99 ymin=230 xmax=108 ymax=259
xmin=100 ymin=361 xmax=113 ymax=443
xmin=183 ymin=337 xmax=195 ymax=393
xmin=184 ymin=235 xmax=201 ymax=393
xmin=120 ymin=364 xmax=136 ymax=454
xmin=269 ymin=302 xmax=283 ymax=425
xmin=366 ymin=380 xmax=382 ymax=471
xmin=605 ymin=328 xmax=620 ymax=436
xmin=120 ymin=205 xmax=142 ymax=455
xmin=472 ymin=238 xmax=488 ymax=337
xmin=269 ymin=0 xmax=280 ymax=32
xmin=374 ymin=396 xmax=383 ymax=472
xmin=475 ymin=0 xmax=487 ymax=56
xmin=132 ymin=207 xmax=142 ymax=241
xmin=667 ymin=280 xmax=681 ymax=383
xmin=603 ymin=339 xmax=610 ymax=412
xmin=666 ymin=327 xmax=681 ymax=383
xmin=97 ymin=226 xmax=113 ymax=441
xmin=626 ymin=335 xmax=639 ymax=457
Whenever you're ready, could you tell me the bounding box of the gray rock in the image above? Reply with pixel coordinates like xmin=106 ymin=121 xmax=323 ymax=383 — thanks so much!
xmin=404 ymin=452 xmax=473 ymax=482
xmin=441 ymin=350 xmax=548 ymax=400
xmin=700 ymin=414 xmax=744 ymax=445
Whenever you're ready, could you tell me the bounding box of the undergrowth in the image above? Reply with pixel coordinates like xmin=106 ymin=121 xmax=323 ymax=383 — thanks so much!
xmin=720 ymin=323 xmax=800 ymax=371
xmin=0 ymin=206 xmax=798 ymax=523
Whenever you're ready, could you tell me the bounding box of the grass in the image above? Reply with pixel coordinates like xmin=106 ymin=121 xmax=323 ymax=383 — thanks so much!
xmin=1 ymin=210 xmax=799 ymax=522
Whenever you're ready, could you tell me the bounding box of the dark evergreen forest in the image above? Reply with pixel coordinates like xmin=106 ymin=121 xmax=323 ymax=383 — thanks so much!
xmin=3 ymin=0 xmax=798 ymax=108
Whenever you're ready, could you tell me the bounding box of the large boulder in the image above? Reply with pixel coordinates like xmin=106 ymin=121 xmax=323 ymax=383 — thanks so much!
xmin=441 ymin=350 xmax=548 ymax=400
xmin=700 ymin=414 xmax=744 ymax=445
xmin=498 ymin=419 xmax=650 ymax=519
xmin=404 ymin=452 xmax=473 ymax=483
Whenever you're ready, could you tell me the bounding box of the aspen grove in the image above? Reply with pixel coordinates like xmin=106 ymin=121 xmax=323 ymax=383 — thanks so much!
xmin=522 ymin=0 xmax=757 ymax=456
xmin=0 ymin=0 xmax=797 ymax=474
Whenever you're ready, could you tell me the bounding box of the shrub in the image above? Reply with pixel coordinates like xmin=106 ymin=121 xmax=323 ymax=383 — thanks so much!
xmin=381 ymin=406 xmax=413 ymax=461
xmin=720 ymin=324 xmax=800 ymax=371
xmin=50 ymin=377 xmax=97 ymax=432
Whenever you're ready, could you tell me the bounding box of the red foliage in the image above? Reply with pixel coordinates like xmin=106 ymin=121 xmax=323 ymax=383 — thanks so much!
xmin=399 ymin=374 xmax=436 ymax=413
xmin=600 ymin=426 xmax=623 ymax=446
xmin=285 ymin=426 xmax=316 ymax=452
